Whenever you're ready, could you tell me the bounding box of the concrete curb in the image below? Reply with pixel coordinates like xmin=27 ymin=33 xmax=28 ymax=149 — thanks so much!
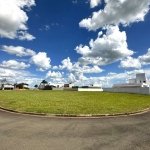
xmin=0 ymin=106 xmax=150 ymax=118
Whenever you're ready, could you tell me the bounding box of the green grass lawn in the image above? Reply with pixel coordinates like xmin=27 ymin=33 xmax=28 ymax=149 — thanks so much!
xmin=0 ymin=90 xmax=150 ymax=115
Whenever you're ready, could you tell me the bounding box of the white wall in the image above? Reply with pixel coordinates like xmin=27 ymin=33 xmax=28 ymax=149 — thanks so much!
xmin=78 ymin=88 xmax=103 ymax=91
xmin=52 ymin=88 xmax=63 ymax=91
xmin=103 ymin=87 xmax=150 ymax=95
xmin=63 ymin=88 xmax=78 ymax=91
xmin=63 ymin=88 xmax=103 ymax=91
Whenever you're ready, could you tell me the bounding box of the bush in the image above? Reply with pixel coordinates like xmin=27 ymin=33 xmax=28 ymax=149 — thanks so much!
xmin=43 ymin=85 xmax=53 ymax=90
xmin=72 ymin=86 xmax=78 ymax=88
xmin=82 ymin=86 xmax=89 ymax=88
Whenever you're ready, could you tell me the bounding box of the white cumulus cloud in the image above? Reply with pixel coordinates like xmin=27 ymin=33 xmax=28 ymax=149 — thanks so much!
xmin=66 ymin=72 xmax=87 ymax=84
xmin=53 ymin=57 xmax=104 ymax=73
xmin=71 ymin=61 xmax=104 ymax=73
xmin=30 ymin=52 xmax=51 ymax=72
xmin=138 ymin=48 xmax=150 ymax=65
xmin=90 ymin=0 xmax=101 ymax=8
xmin=0 ymin=68 xmax=16 ymax=77
xmin=58 ymin=57 xmax=73 ymax=70
xmin=79 ymin=0 xmax=150 ymax=31
xmin=118 ymin=48 xmax=150 ymax=69
xmin=0 ymin=0 xmax=35 ymax=40
xmin=0 ymin=60 xmax=30 ymax=69
xmin=46 ymin=71 xmax=63 ymax=79
xmin=1 ymin=45 xmax=36 ymax=57
xmin=119 ymin=56 xmax=142 ymax=69
xmin=18 ymin=31 xmax=36 ymax=41
xmin=75 ymin=26 xmax=133 ymax=66
xmin=0 ymin=67 xmax=42 ymax=87
xmin=0 ymin=68 xmax=34 ymax=79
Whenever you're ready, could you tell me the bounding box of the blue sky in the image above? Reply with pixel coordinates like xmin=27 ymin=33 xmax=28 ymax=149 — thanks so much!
xmin=0 ymin=0 xmax=150 ymax=87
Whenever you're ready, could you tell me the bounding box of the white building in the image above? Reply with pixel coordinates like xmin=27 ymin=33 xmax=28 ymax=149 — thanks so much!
xmin=15 ymin=83 xmax=29 ymax=89
xmin=113 ymin=73 xmax=149 ymax=88
xmin=64 ymin=83 xmax=74 ymax=88
xmin=2 ymin=84 xmax=14 ymax=90
xmin=38 ymin=82 xmax=63 ymax=90
xmin=89 ymin=84 xmax=102 ymax=88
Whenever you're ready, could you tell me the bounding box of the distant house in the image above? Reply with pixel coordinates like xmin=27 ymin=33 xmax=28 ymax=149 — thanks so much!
xmin=38 ymin=79 xmax=64 ymax=90
xmin=64 ymin=83 xmax=74 ymax=88
xmin=38 ymin=82 xmax=56 ymax=90
xmin=15 ymin=83 xmax=29 ymax=89
xmin=2 ymin=84 xmax=14 ymax=90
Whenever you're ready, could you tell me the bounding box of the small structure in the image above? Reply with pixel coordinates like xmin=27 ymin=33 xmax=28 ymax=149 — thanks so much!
xmin=78 ymin=83 xmax=103 ymax=91
xmin=38 ymin=82 xmax=58 ymax=90
xmin=2 ymin=84 xmax=14 ymax=90
xmin=89 ymin=84 xmax=102 ymax=88
xmin=64 ymin=83 xmax=74 ymax=88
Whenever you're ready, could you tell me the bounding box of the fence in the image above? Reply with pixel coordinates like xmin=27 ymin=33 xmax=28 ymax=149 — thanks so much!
xmin=103 ymin=87 xmax=150 ymax=95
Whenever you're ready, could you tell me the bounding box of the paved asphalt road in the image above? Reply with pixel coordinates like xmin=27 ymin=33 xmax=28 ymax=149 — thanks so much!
xmin=0 ymin=110 xmax=150 ymax=150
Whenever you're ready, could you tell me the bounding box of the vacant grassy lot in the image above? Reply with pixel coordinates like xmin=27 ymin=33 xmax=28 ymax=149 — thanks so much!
xmin=0 ymin=90 xmax=150 ymax=114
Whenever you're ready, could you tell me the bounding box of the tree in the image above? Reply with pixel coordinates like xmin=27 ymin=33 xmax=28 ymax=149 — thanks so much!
xmin=41 ymin=80 xmax=48 ymax=84
xmin=34 ymin=84 xmax=38 ymax=88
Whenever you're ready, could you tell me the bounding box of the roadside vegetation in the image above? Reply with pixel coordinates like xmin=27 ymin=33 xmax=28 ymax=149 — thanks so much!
xmin=0 ymin=90 xmax=150 ymax=114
